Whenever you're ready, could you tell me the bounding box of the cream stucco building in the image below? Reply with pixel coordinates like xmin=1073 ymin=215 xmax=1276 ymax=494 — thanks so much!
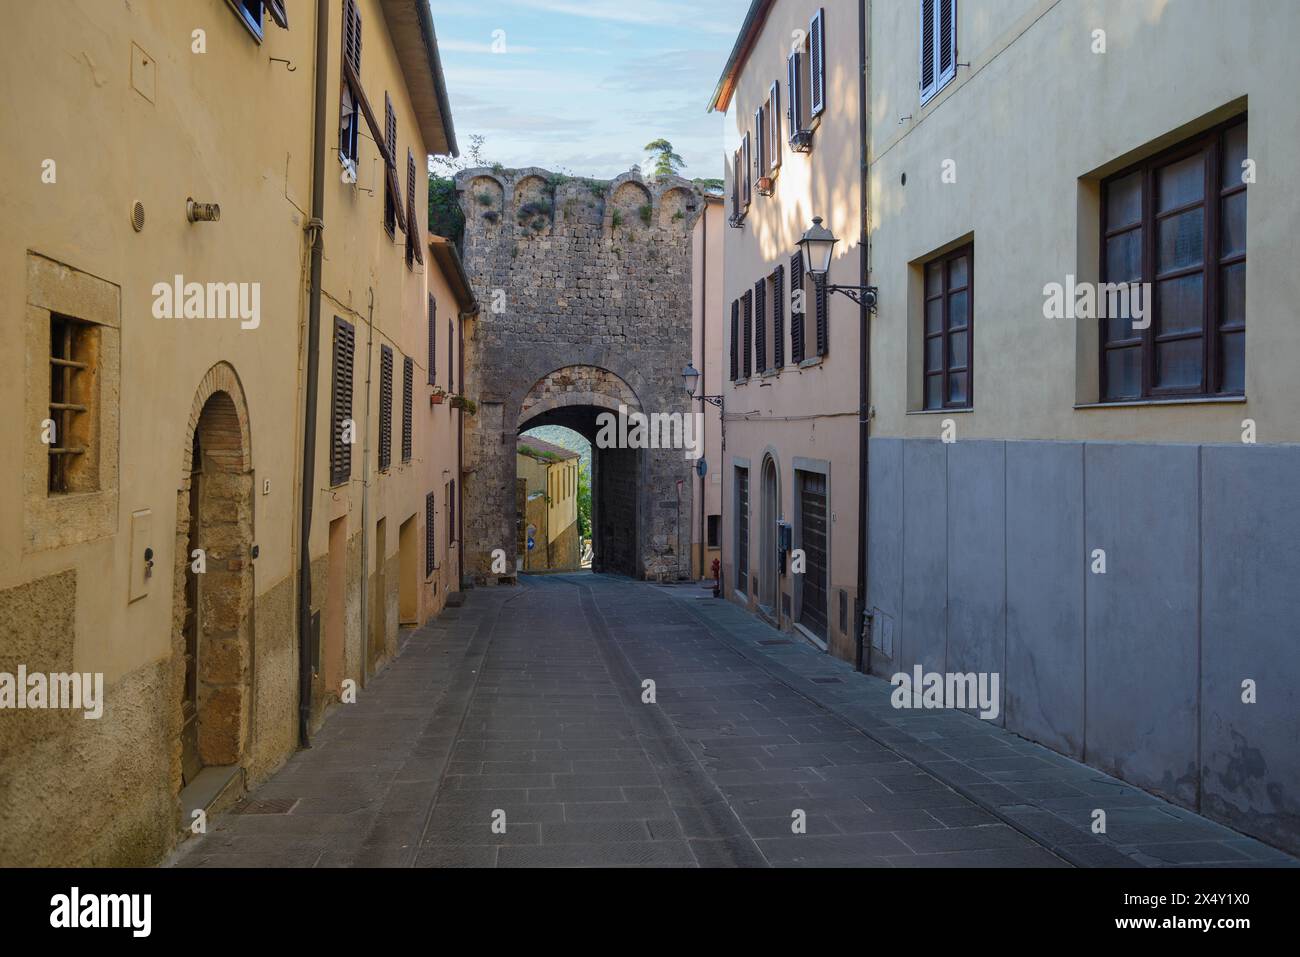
xmin=712 ymin=0 xmax=868 ymax=661
xmin=864 ymin=0 xmax=1300 ymax=856
xmin=711 ymin=0 xmax=1300 ymax=856
xmin=0 ymin=0 xmax=470 ymax=866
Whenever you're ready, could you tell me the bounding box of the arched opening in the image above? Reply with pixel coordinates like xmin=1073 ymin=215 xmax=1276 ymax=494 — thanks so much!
xmin=759 ymin=453 xmax=780 ymax=613
xmin=517 ymin=425 xmax=589 ymax=572
xmin=515 ymin=365 xmax=643 ymax=578
xmin=173 ymin=366 xmax=254 ymax=800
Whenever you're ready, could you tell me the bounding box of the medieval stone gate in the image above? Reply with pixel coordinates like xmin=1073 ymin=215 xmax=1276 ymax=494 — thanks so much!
xmin=455 ymin=166 xmax=703 ymax=582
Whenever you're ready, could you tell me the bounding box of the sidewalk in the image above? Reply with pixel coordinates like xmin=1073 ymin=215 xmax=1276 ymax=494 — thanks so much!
xmin=668 ymin=586 xmax=1297 ymax=868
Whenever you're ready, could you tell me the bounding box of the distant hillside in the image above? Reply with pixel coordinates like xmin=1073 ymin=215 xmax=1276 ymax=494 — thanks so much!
xmin=521 ymin=425 xmax=591 ymax=478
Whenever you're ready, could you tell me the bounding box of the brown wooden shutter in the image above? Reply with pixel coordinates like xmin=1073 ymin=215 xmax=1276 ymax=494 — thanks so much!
xmin=742 ymin=132 xmax=751 ymax=207
xmin=425 ymin=491 xmax=436 ymax=577
xmin=731 ymin=149 xmax=740 ymax=219
xmin=447 ymin=319 xmax=454 ymax=393
xmin=428 ymin=294 xmax=437 ymax=384
xmin=402 ymin=355 xmax=413 ymax=463
xmin=790 ymin=252 xmax=805 ymax=363
xmin=385 ymin=92 xmax=396 ymax=158
xmin=773 ymin=266 xmax=785 ymax=369
xmin=267 ymin=0 xmax=288 ymax=29
xmin=810 ymin=8 xmax=826 ymax=117
xmin=742 ymin=290 xmax=753 ymax=378
xmin=814 ymin=273 xmax=829 ymax=356
xmin=769 ymin=81 xmax=782 ymax=171
xmin=330 ymin=316 xmax=355 ymax=486
xmin=379 ymin=344 xmax=393 ymax=471
xmin=729 ymin=299 xmax=739 ymax=381
xmin=343 ymin=0 xmax=362 ymax=73
xmin=754 ymin=279 xmax=767 ymax=373
xmin=787 ymin=51 xmax=802 ymax=135
xmin=449 ymin=480 xmax=457 ymax=546
xmin=403 ymin=150 xmax=423 ymax=267
xmin=921 ymin=0 xmax=936 ymax=96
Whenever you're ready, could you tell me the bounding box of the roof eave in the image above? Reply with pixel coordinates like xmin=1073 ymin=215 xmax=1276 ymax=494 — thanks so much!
xmin=379 ymin=0 xmax=459 ymax=157
xmin=707 ymin=0 xmax=776 ymax=113
xmin=427 ymin=234 xmax=479 ymax=314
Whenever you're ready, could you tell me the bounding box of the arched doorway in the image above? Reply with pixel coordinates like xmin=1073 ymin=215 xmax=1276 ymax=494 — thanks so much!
xmin=759 ymin=453 xmax=780 ymax=614
xmin=515 ymin=365 xmax=644 ymax=578
xmin=173 ymin=363 xmax=254 ymax=795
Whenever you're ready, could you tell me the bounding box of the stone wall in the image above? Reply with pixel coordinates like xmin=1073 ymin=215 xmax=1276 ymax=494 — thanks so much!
xmin=456 ymin=167 xmax=703 ymax=582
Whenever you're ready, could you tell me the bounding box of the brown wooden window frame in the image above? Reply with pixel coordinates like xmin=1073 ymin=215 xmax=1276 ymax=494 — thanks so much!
xmin=1099 ymin=114 xmax=1247 ymax=402
xmin=921 ymin=242 xmax=973 ymax=411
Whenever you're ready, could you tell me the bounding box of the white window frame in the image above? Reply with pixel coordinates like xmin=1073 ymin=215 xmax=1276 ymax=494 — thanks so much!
xmin=920 ymin=0 xmax=958 ymax=106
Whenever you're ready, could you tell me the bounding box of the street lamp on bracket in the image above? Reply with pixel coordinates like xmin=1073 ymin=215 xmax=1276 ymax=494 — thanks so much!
xmin=797 ymin=216 xmax=879 ymax=312
xmin=682 ymin=363 xmax=723 ymax=409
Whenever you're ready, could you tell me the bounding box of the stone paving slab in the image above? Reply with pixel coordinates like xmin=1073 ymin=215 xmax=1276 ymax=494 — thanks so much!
xmin=662 ymin=580 xmax=1298 ymax=869
xmin=166 ymin=573 xmax=1297 ymax=868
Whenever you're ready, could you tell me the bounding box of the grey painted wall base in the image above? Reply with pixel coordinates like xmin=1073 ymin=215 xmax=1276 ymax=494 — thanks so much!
xmin=866 ymin=436 xmax=1300 ymax=856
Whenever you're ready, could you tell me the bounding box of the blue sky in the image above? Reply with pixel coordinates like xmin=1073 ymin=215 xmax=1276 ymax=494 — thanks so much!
xmin=430 ymin=0 xmax=751 ymax=180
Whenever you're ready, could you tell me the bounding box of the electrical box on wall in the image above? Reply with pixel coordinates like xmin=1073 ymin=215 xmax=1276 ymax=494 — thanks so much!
xmin=128 ymin=508 xmax=152 ymax=602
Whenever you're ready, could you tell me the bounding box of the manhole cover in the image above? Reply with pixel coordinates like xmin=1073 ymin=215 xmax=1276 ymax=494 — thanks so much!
xmin=760 ymin=639 xmax=793 ymax=646
xmin=234 ymin=797 xmax=300 ymax=815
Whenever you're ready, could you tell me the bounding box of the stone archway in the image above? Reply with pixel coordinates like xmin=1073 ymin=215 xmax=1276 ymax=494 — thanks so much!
xmin=455 ymin=165 xmax=703 ymax=584
xmin=516 ymin=365 xmax=644 ymax=577
xmin=171 ymin=362 xmax=254 ymax=797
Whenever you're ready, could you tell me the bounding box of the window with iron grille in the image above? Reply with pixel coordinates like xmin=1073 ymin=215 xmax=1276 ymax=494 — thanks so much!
xmin=425 ymin=490 xmax=436 ymax=577
xmin=402 ymin=355 xmax=413 ymax=463
xmin=707 ymin=515 xmax=720 ymax=549
xmin=47 ymin=314 xmax=96 ymax=494
xmin=330 ymin=316 xmax=355 ymax=486
xmin=1099 ymin=116 xmax=1247 ymax=401
xmin=922 ymin=243 xmax=973 ymax=410
xmin=379 ymin=344 xmax=393 ymax=471
xmin=734 ymin=467 xmax=750 ymax=592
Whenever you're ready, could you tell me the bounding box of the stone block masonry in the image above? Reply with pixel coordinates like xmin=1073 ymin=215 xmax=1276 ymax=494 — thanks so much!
xmin=455 ymin=167 xmax=704 ymax=583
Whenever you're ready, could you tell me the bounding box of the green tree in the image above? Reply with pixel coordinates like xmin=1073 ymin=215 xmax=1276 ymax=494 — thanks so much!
xmin=428 ymin=133 xmax=492 ymax=248
xmin=577 ymin=466 xmax=591 ymax=539
xmin=644 ymin=138 xmax=685 ymax=179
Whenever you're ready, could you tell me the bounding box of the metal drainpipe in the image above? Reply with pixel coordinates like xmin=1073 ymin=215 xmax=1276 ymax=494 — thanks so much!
xmin=858 ymin=0 xmax=874 ymax=676
xmin=297 ymin=0 xmax=330 ymax=749
xmin=357 ymin=289 xmax=376 ymax=688
xmin=698 ymin=206 xmax=707 ymax=581
xmin=457 ymin=310 xmax=470 ymax=588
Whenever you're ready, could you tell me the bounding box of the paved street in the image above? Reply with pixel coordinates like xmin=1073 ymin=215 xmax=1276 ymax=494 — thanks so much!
xmin=170 ymin=574 xmax=1297 ymax=868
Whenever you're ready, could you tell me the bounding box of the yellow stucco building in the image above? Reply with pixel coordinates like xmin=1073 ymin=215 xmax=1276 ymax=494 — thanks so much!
xmin=0 ymin=0 xmax=471 ymax=866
